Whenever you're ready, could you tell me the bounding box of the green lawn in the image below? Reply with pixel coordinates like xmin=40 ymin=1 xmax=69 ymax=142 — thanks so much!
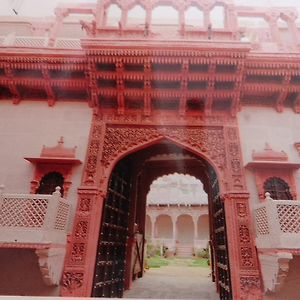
xmin=146 ymin=256 xmax=209 ymax=268
xmin=147 ymin=256 xmax=170 ymax=268
xmin=188 ymin=258 xmax=210 ymax=268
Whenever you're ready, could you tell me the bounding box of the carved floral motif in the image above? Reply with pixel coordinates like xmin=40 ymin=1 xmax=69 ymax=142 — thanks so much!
xmin=89 ymin=140 xmax=100 ymax=156
xmin=71 ymin=243 xmax=85 ymax=263
xmin=240 ymin=247 xmax=255 ymax=267
xmin=102 ymin=126 xmax=226 ymax=168
xmin=62 ymin=272 xmax=84 ymax=291
xmin=240 ymin=276 xmax=261 ymax=293
xmin=237 ymin=203 xmax=247 ymax=217
xmin=239 ymin=224 xmax=251 ymax=244
xmin=227 ymin=127 xmax=238 ymax=141
xmin=74 ymin=220 xmax=88 ymax=239
xmin=79 ymin=198 xmax=91 ymax=212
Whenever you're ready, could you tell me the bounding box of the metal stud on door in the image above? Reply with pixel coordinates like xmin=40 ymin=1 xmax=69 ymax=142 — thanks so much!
xmin=92 ymin=161 xmax=131 ymax=298
xmin=209 ymin=168 xmax=232 ymax=300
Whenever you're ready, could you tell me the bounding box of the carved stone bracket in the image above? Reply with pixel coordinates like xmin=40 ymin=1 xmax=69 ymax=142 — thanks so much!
xmin=259 ymin=252 xmax=293 ymax=293
xmin=35 ymin=247 xmax=67 ymax=286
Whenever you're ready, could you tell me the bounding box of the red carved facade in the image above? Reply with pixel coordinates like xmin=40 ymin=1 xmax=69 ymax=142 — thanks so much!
xmin=2 ymin=0 xmax=300 ymax=299
xmin=61 ymin=113 xmax=261 ymax=299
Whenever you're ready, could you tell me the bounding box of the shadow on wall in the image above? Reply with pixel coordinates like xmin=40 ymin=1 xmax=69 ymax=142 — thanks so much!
xmin=264 ymin=255 xmax=300 ymax=300
xmin=0 ymin=248 xmax=59 ymax=296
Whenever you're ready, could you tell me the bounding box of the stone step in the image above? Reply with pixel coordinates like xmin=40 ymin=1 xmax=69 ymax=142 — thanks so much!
xmin=176 ymin=246 xmax=194 ymax=257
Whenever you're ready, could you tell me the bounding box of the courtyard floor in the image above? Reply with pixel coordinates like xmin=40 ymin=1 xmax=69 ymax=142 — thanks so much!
xmin=124 ymin=258 xmax=219 ymax=299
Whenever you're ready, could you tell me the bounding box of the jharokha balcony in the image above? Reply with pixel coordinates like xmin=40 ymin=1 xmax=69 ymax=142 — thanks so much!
xmin=254 ymin=193 xmax=300 ymax=294
xmin=254 ymin=192 xmax=300 ymax=250
xmin=0 ymin=186 xmax=71 ymax=287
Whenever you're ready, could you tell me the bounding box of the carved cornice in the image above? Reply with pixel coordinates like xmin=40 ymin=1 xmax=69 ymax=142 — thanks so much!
xmin=245 ymin=144 xmax=300 ymax=170
xmin=84 ymin=45 xmax=250 ymax=58
xmin=252 ymin=143 xmax=288 ymax=162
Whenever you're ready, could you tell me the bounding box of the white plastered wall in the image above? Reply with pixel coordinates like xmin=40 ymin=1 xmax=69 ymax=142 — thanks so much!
xmin=0 ymin=100 xmax=93 ymax=229
xmin=238 ymin=107 xmax=300 ymax=207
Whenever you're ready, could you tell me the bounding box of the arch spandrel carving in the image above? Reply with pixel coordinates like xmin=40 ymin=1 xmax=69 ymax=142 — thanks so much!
xmin=101 ymin=125 xmax=226 ymax=179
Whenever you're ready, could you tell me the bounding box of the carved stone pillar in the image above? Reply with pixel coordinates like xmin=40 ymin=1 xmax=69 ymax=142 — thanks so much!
xmin=203 ymin=9 xmax=210 ymax=29
xmin=287 ymin=17 xmax=299 ymax=45
xmin=145 ymin=6 xmax=152 ymax=31
xmin=96 ymin=3 xmax=105 ymax=27
xmin=61 ymin=116 xmax=106 ymax=297
xmin=49 ymin=9 xmax=68 ymax=47
xmin=223 ymin=192 xmax=262 ymax=300
xmin=61 ymin=188 xmax=103 ymax=297
xmin=227 ymin=5 xmax=237 ymax=32
xmin=121 ymin=9 xmax=128 ymax=28
xmin=179 ymin=10 xmax=185 ymax=29
xmin=268 ymin=18 xmax=281 ymax=44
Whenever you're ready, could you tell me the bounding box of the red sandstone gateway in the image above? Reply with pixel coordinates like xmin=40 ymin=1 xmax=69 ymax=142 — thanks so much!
xmin=1 ymin=0 xmax=300 ymax=299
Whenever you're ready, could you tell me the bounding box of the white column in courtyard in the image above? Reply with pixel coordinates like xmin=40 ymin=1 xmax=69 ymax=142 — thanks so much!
xmin=172 ymin=215 xmax=178 ymax=243
xmin=150 ymin=215 xmax=156 ymax=240
xmin=192 ymin=215 xmax=199 ymax=243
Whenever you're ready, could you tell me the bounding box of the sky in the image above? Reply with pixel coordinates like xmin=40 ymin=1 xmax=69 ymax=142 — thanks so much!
xmin=1 ymin=0 xmax=300 ymax=17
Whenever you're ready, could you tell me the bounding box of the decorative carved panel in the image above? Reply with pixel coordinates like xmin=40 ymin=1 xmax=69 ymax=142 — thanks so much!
xmin=102 ymin=126 xmax=226 ymax=168
xmin=62 ymin=116 xmax=261 ymax=299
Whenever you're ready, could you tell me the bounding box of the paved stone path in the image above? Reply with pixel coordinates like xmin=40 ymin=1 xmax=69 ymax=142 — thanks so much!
xmin=124 ymin=262 xmax=219 ymax=299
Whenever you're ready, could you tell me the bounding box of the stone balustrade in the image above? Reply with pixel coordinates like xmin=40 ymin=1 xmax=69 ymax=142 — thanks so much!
xmin=0 ymin=186 xmax=71 ymax=286
xmin=0 ymin=186 xmax=71 ymax=245
xmin=0 ymin=35 xmax=82 ymax=49
xmin=254 ymin=195 xmax=300 ymax=249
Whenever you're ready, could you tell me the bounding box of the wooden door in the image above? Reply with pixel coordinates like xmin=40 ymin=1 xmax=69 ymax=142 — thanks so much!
xmin=209 ymin=168 xmax=232 ymax=300
xmin=92 ymin=161 xmax=131 ymax=298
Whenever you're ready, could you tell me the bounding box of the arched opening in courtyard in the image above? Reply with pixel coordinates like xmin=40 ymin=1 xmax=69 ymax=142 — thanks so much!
xmin=91 ymin=139 xmax=232 ymax=299
xmin=145 ymin=173 xmax=209 ymax=258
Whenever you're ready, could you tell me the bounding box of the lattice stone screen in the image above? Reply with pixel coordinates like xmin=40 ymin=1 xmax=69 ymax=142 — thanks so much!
xmin=0 ymin=195 xmax=50 ymax=228
xmin=54 ymin=201 xmax=70 ymax=230
xmin=0 ymin=193 xmax=70 ymax=232
xmin=255 ymin=206 xmax=270 ymax=236
xmin=276 ymin=203 xmax=300 ymax=233
xmin=56 ymin=39 xmax=81 ymax=49
xmin=255 ymin=199 xmax=300 ymax=249
xmin=15 ymin=37 xmax=46 ymax=48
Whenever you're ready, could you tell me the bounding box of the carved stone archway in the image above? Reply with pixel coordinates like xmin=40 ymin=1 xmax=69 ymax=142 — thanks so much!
xmin=61 ymin=115 xmax=262 ymax=300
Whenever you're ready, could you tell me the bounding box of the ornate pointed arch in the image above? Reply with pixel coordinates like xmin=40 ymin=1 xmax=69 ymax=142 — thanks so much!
xmin=62 ymin=115 xmax=261 ymax=299
xmin=98 ymin=125 xmax=228 ymax=195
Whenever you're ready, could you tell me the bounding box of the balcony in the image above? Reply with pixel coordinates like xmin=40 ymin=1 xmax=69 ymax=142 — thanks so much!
xmin=0 ymin=186 xmax=71 ymax=286
xmin=254 ymin=193 xmax=300 ymax=249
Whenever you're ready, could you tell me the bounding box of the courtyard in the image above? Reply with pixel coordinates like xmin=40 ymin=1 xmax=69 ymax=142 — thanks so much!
xmin=124 ymin=258 xmax=218 ymax=299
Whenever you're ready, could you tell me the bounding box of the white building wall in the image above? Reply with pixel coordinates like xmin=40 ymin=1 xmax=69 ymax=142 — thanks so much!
xmin=238 ymin=107 xmax=300 ymax=206
xmin=0 ymin=100 xmax=93 ymax=227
